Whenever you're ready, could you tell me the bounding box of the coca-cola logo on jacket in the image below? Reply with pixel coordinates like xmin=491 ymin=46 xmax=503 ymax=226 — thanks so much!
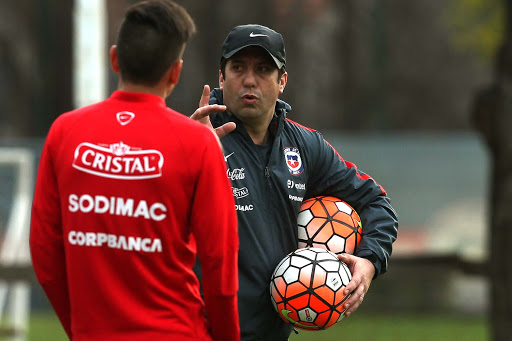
xmin=72 ymin=142 xmax=164 ymax=180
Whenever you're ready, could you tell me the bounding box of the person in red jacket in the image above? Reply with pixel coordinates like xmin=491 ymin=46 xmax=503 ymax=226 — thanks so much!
xmin=29 ymin=1 xmax=240 ymax=340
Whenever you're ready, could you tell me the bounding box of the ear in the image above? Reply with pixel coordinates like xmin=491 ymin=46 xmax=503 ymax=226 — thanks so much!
xmin=167 ymin=59 xmax=183 ymax=86
xmin=110 ymin=45 xmax=120 ymax=73
xmin=219 ymin=70 xmax=224 ymax=90
xmin=279 ymin=71 xmax=288 ymax=94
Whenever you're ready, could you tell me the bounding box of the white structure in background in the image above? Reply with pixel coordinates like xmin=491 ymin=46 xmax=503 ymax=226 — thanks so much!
xmin=0 ymin=149 xmax=34 ymax=341
xmin=73 ymin=0 xmax=107 ymax=108
xmin=427 ymin=198 xmax=489 ymax=313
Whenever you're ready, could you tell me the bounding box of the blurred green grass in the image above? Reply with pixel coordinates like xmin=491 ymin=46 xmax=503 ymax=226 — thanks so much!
xmin=290 ymin=313 xmax=489 ymax=341
xmin=27 ymin=313 xmax=67 ymax=341
xmin=24 ymin=312 xmax=488 ymax=341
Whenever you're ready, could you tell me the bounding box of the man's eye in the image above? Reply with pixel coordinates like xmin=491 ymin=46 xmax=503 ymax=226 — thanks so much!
xmin=257 ymin=65 xmax=273 ymax=73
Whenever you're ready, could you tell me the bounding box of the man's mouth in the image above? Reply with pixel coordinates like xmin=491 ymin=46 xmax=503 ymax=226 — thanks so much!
xmin=242 ymin=94 xmax=258 ymax=104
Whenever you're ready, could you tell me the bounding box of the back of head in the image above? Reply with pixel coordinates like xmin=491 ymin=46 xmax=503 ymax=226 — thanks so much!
xmin=116 ymin=0 xmax=196 ymax=86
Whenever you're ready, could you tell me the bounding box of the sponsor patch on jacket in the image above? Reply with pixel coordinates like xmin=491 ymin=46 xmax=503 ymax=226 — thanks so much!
xmin=227 ymin=168 xmax=245 ymax=180
xmin=284 ymin=147 xmax=304 ymax=176
xmin=68 ymin=230 xmax=162 ymax=253
xmin=235 ymin=204 xmax=253 ymax=211
xmin=72 ymin=142 xmax=164 ymax=180
xmin=232 ymin=187 xmax=249 ymax=199
xmin=68 ymin=194 xmax=167 ymax=221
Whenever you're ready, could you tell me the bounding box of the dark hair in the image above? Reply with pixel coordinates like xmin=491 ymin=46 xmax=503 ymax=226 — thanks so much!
xmin=220 ymin=57 xmax=286 ymax=84
xmin=116 ymin=0 xmax=196 ymax=86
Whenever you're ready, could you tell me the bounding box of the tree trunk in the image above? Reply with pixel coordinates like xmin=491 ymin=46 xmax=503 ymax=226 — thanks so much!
xmin=340 ymin=0 xmax=355 ymax=127
xmin=472 ymin=1 xmax=512 ymax=339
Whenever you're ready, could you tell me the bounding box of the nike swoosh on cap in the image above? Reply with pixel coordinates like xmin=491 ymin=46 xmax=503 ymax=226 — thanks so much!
xmin=249 ymin=32 xmax=268 ymax=38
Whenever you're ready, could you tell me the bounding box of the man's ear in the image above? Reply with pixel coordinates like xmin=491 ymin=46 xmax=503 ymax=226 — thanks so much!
xmin=219 ymin=70 xmax=224 ymax=90
xmin=279 ymin=71 xmax=288 ymax=94
xmin=168 ymin=59 xmax=183 ymax=85
xmin=110 ymin=45 xmax=120 ymax=73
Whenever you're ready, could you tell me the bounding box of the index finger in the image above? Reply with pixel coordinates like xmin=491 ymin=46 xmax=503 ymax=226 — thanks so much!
xmin=199 ymin=85 xmax=211 ymax=107
xmin=344 ymin=276 xmax=361 ymax=296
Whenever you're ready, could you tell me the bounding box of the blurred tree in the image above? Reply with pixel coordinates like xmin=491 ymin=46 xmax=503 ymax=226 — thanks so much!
xmin=0 ymin=0 xmax=73 ymax=137
xmin=0 ymin=0 xmax=500 ymax=136
xmin=35 ymin=0 xmax=73 ymax=136
xmin=472 ymin=0 xmax=512 ymax=339
xmin=0 ymin=1 xmax=72 ymax=138
xmin=0 ymin=2 xmax=33 ymax=137
xmin=448 ymin=0 xmax=504 ymax=63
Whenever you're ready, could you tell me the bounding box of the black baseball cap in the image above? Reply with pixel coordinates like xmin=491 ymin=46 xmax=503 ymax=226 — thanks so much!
xmin=220 ymin=24 xmax=286 ymax=69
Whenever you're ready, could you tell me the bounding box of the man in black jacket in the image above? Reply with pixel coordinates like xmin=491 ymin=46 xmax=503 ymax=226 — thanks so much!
xmin=192 ymin=24 xmax=398 ymax=341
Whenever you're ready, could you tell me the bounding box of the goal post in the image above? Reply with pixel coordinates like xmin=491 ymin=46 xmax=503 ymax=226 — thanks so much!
xmin=73 ymin=0 xmax=107 ymax=109
xmin=0 ymin=148 xmax=35 ymax=341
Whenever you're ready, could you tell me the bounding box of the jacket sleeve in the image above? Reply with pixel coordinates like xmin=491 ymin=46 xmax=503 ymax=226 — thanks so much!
xmin=190 ymin=132 xmax=240 ymax=341
xmin=305 ymin=133 xmax=398 ymax=277
xmin=29 ymin=126 xmax=72 ymax=338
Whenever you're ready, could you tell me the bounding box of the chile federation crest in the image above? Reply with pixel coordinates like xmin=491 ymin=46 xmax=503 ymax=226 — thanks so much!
xmin=284 ymin=147 xmax=304 ymax=176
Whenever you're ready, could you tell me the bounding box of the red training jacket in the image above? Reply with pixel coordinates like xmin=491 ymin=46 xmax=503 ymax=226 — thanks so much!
xmin=30 ymin=91 xmax=240 ymax=341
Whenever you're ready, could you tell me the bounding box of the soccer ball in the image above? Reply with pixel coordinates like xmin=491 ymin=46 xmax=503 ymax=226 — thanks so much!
xmin=298 ymin=196 xmax=362 ymax=255
xmin=269 ymin=247 xmax=352 ymax=330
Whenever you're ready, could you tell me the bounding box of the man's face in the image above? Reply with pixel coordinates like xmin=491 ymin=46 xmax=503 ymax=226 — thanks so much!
xmin=220 ymin=46 xmax=287 ymax=125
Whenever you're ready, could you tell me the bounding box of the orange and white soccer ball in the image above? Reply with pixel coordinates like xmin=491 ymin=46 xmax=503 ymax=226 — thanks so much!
xmin=269 ymin=247 xmax=352 ymax=330
xmin=298 ymin=196 xmax=362 ymax=255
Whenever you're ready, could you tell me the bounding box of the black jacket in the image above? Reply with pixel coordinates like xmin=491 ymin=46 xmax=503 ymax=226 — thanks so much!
xmin=209 ymin=89 xmax=398 ymax=341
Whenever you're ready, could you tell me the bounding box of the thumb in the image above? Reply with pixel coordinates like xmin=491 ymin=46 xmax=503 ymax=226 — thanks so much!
xmin=338 ymin=253 xmax=354 ymax=265
xmin=215 ymin=122 xmax=236 ymax=139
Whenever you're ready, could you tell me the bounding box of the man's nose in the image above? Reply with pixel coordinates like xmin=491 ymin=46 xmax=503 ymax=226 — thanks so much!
xmin=242 ymin=69 xmax=256 ymax=87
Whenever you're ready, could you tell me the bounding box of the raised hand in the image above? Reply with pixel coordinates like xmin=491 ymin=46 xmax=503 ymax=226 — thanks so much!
xmin=190 ymin=85 xmax=235 ymax=138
